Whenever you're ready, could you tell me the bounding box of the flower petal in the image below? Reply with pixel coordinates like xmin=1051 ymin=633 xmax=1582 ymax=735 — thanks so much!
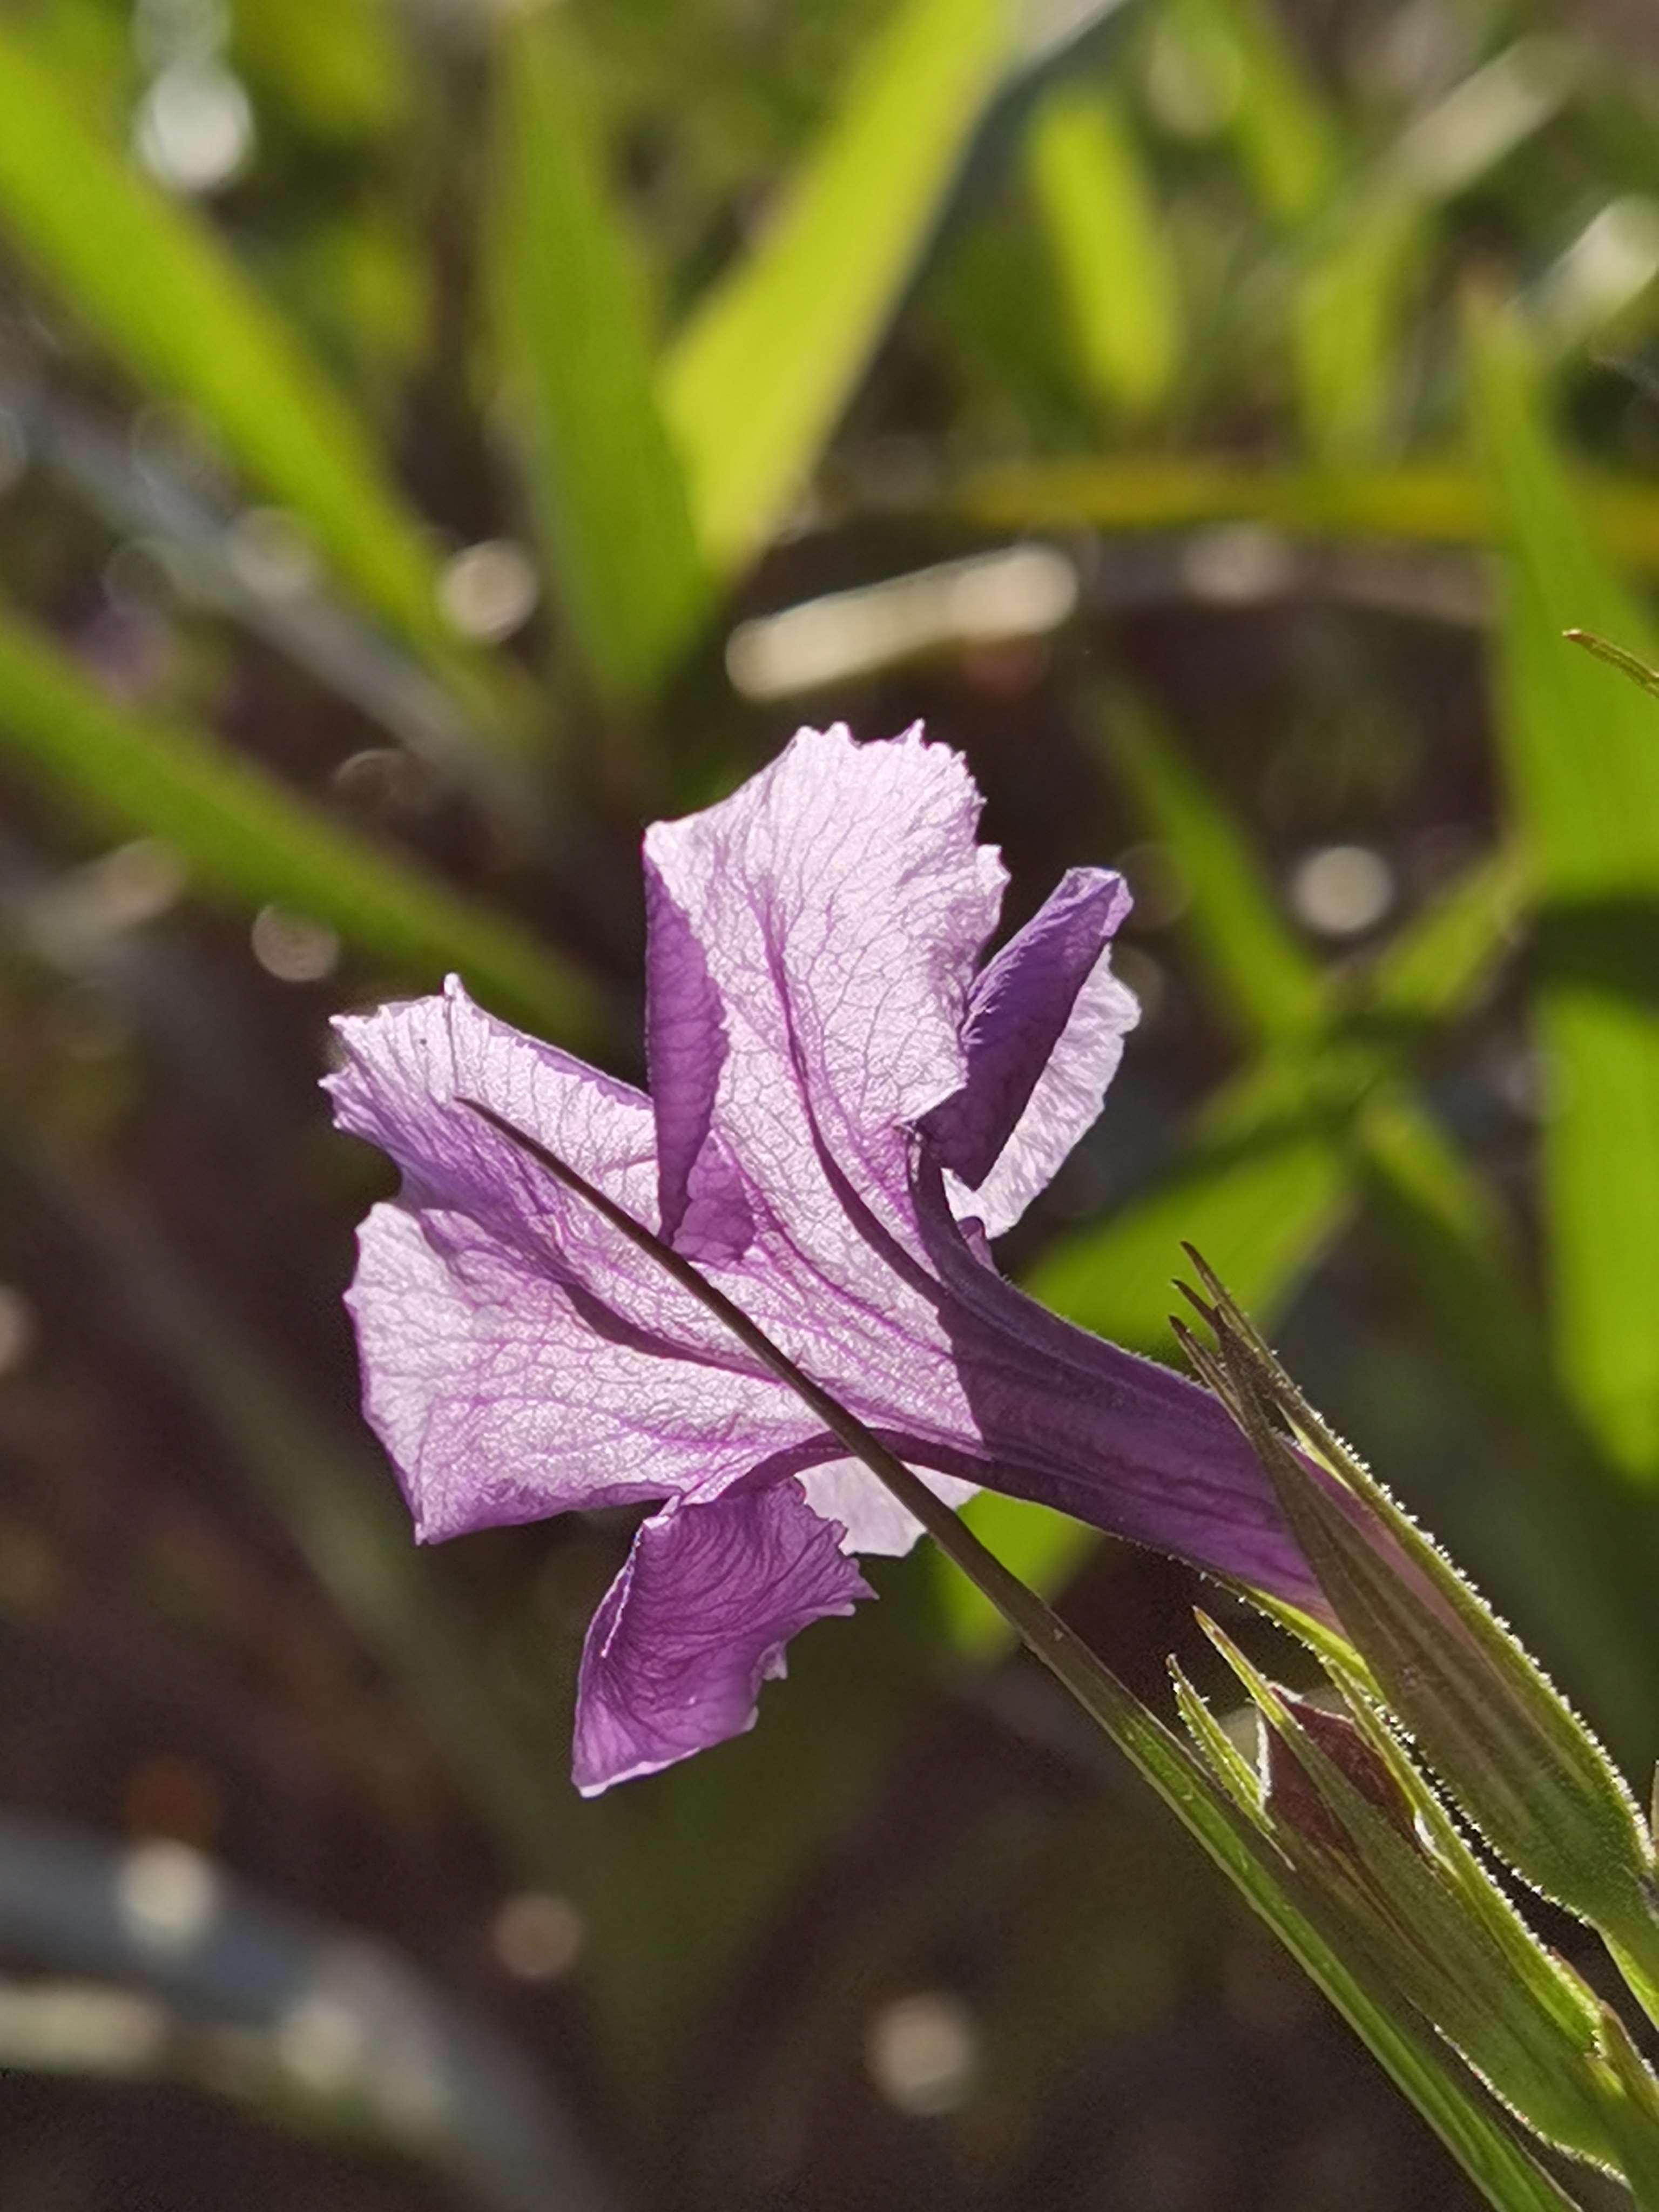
xmin=571 ymin=1481 xmax=872 ymax=1794
xmin=912 ymin=1159 xmax=1321 ymax=1614
xmin=644 ymin=726 xmax=1006 ymax=1258
xmin=644 ymin=857 xmax=754 ymax=1264
xmin=924 ymin=868 xmax=1137 ymax=1236
xmin=329 ymin=980 xmax=819 ymax=1536
xmin=797 ymin=1459 xmax=979 ymax=1557
xmin=327 ymin=974 xmax=658 ymax=1266
xmin=344 ymin=1199 xmax=673 ymax=1538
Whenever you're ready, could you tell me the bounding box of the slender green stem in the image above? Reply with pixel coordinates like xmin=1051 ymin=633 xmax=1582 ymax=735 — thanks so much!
xmin=459 ymin=1100 xmax=1215 ymax=1732
xmin=462 ymin=1100 xmax=1585 ymax=2212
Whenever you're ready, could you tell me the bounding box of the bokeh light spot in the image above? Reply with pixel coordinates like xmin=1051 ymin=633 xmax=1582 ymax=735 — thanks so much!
xmin=1289 ymin=845 xmax=1395 ymax=937
xmin=116 ymin=1839 xmax=221 ymax=1957
xmin=252 ymin=906 xmax=341 ymax=984
xmin=276 ymin=1992 xmax=366 ymax=2093
xmin=133 ymin=62 xmax=254 ymax=194
xmin=865 ymin=1991 xmax=978 ymax=2116
xmin=439 ymin=541 xmax=539 ymax=643
xmin=491 ymin=1892 xmax=584 ymax=1982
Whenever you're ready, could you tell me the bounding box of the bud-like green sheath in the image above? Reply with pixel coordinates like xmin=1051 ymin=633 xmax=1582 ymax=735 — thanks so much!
xmin=1197 ymin=1620 xmax=1618 ymax=2168
xmin=1176 ymin=1256 xmax=1657 ymax=1970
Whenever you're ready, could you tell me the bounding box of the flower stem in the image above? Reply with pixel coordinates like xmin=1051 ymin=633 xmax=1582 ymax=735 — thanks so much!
xmin=456 ymin=1099 xmax=1190 ymax=1742
xmin=461 ymin=1100 xmax=1586 ymax=2211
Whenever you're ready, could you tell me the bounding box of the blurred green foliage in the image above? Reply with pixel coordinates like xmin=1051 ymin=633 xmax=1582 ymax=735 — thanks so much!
xmin=0 ymin=0 xmax=1657 ymax=2206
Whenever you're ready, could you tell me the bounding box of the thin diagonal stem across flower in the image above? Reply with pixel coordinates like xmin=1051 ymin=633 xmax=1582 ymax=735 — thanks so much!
xmin=462 ymin=1096 xmax=1158 ymax=1714
xmin=459 ymin=1098 xmax=1583 ymax=2212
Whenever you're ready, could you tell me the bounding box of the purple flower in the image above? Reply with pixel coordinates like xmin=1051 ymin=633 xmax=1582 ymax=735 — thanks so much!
xmin=327 ymin=727 xmax=1314 ymax=1793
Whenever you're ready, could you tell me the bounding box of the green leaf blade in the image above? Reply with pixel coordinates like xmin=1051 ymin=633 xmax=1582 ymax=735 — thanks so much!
xmin=1291 ymin=191 xmax=1426 ymax=462
xmin=1035 ymin=1116 xmax=1351 ymax=1355
xmin=1047 ymin=1623 xmax=1586 ymax=2212
xmin=660 ymin=0 xmax=1010 ymax=575
xmin=1092 ymin=684 xmax=1326 ymax=1043
xmin=1472 ymin=304 xmax=1659 ymax=1479
xmin=1364 ymin=847 xmax=1526 ymax=1027
xmin=0 ymin=23 xmax=504 ymax=727
xmin=0 ymin=599 xmax=599 ymax=1046
xmin=487 ymin=11 xmax=708 ymax=709
xmin=1173 ymin=0 xmax=1339 ymax=227
xmin=1027 ymin=83 xmax=1182 ymax=418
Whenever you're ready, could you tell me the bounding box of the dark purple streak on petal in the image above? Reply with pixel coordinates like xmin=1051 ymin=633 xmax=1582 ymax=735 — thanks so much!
xmin=763 ymin=931 xmax=947 ymax=1308
xmin=924 ymin=867 xmax=1132 ymax=1188
xmin=910 ymin=1156 xmax=1323 ymax=1615
xmin=643 ymin=858 xmax=753 ymax=1263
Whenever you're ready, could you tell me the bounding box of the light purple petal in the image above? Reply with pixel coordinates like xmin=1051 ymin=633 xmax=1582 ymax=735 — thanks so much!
xmin=329 ymin=980 xmax=821 ymax=1536
xmin=328 ymin=982 xmax=988 ymax=1544
xmin=343 ymin=1198 xmax=674 ymax=1539
xmin=797 ymin=1459 xmax=979 ymax=1557
xmin=328 ymin=973 xmax=658 ymax=1264
xmin=644 ymin=726 xmax=1006 ymax=1267
xmin=923 ymin=868 xmax=1137 ymax=1237
xmin=631 ymin=729 xmax=1043 ymax=1507
xmin=643 ymin=857 xmax=753 ymax=1264
xmin=571 ymin=1481 xmax=872 ymax=1794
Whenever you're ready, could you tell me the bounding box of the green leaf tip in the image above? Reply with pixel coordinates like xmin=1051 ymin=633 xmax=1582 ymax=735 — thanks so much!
xmin=1564 ymin=628 xmax=1659 ymax=705
xmin=1587 ymin=2001 xmax=1659 ymax=2203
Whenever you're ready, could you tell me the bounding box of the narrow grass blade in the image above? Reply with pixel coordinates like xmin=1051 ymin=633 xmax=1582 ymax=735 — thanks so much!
xmin=1364 ymin=847 xmax=1526 ymax=1027
xmin=1357 ymin=1092 xmax=1659 ymax=1748
xmin=0 ymin=21 xmax=507 ymax=731
xmin=1030 ymin=1052 xmax=1356 ymax=1351
xmin=1169 ymin=1657 xmax=1263 ymax=1815
xmin=953 ymin=454 xmax=1659 ymax=572
xmin=1172 ymin=0 xmax=1338 ymax=226
xmin=660 ymin=0 xmax=1011 ymax=574
xmin=1566 ymin=627 xmax=1659 ymax=702
xmin=1589 ymin=2002 xmax=1659 ymax=2204
xmin=1182 ymin=1252 xmax=1657 ymax=1980
xmin=1202 ymin=1622 xmax=1618 ymax=2168
xmin=230 ymin=0 xmax=414 ymax=144
xmin=1090 ymin=683 xmax=1326 ymax=1042
xmin=1472 ymin=302 xmax=1659 ymax=1479
xmin=1026 ymin=84 xmax=1181 ymax=417
xmin=0 ymin=599 xmax=599 ymax=1046
xmin=1292 ymin=190 xmax=1426 ymax=461
xmin=1287 ymin=42 xmax=1563 ymax=465
xmin=1034 ymin=727 xmax=1525 ymax=1364
xmin=487 ymin=9 xmax=708 ymax=710
xmin=1099 ymin=685 xmax=1524 ymax=1043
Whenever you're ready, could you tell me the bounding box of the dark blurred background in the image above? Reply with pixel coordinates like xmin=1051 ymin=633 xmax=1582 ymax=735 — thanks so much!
xmin=0 ymin=0 xmax=1656 ymax=2203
